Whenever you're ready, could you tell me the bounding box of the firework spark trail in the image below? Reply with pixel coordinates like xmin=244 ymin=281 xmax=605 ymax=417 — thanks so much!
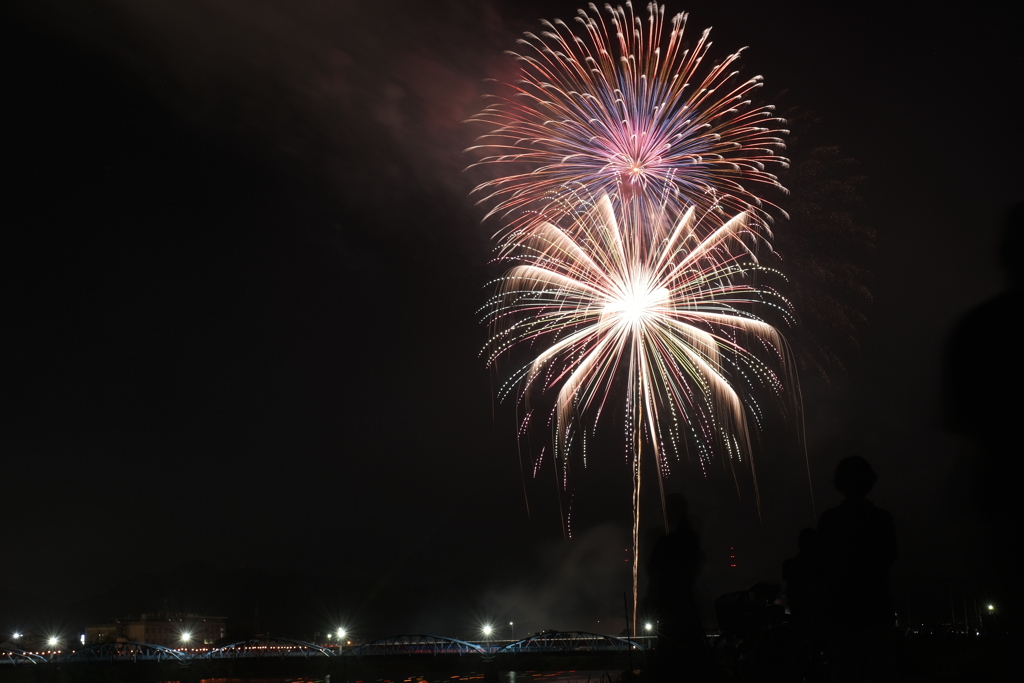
xmin=467 ymin=2 xmax=789 ymax=232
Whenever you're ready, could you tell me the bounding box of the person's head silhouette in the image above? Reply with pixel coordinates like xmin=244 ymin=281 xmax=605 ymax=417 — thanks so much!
xmin=834 ymin=455 xmax=877 ymax=499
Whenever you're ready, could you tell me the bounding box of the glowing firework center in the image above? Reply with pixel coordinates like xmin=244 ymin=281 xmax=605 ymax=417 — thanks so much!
xmin=602 ymin=280 xmax=671 ymax=324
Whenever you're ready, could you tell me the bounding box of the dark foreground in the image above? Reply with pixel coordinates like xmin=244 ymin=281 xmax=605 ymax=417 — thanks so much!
xmin=1 ymin=637 xmax=1021 ymax=683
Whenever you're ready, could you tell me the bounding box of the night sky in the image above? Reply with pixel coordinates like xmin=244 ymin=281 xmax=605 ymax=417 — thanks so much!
xmin=5 ymin=0 xmax=1022 ymax=639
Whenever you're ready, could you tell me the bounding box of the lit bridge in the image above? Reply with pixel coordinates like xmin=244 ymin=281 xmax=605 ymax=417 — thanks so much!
xmin=2 ymin=632 xmax=644 ymax=665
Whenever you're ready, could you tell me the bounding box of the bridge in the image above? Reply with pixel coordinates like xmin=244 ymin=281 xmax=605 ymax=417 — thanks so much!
xmin=2 ymin=631 xmax=644 ymax=664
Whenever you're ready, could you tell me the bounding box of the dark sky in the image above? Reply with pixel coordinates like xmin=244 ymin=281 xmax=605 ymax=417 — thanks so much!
xmin=5 ymin=0 xmax=1022 ymax=639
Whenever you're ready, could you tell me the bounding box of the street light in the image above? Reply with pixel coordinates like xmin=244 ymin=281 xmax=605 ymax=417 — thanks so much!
xmin=334 ymin=629 xmax=347 ymax=654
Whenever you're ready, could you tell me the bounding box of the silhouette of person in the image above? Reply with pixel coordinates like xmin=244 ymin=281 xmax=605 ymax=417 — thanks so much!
xmin=783 ymin=527 xmax=818 ymax=630
xmin=943 ymin=201 xmax=1024 ymax=637
xmin=645 ymin=493 xmax=709 ymax=681
xmin=817 ymin=456 xmax=897 ymax=682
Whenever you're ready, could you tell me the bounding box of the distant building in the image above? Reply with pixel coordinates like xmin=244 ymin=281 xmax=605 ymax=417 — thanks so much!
xmin=85 ymin=614 xmax=225 ymax=648
xmin=84 ymin=623 xmax=118 ymax=645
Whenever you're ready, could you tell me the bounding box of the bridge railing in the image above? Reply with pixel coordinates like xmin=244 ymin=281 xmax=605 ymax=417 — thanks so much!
xmin=347 ymin=635 xmax=485 ymax=657
xmin=0 ymin=648 xmax=48 ymax=666
xmin=495 ymin=631 xmax=644 ymax=654
xmin=194 ymin=637 xmax=333 ymax=659
xmin=59 ymin=641 xmax=189 ymax=663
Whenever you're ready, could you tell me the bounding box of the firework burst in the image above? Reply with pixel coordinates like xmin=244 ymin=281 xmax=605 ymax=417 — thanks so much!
xmin=468 ymin=2 xmax=789 ymax=229
xmin=483 ymin=192 xmax=794 ymax=502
